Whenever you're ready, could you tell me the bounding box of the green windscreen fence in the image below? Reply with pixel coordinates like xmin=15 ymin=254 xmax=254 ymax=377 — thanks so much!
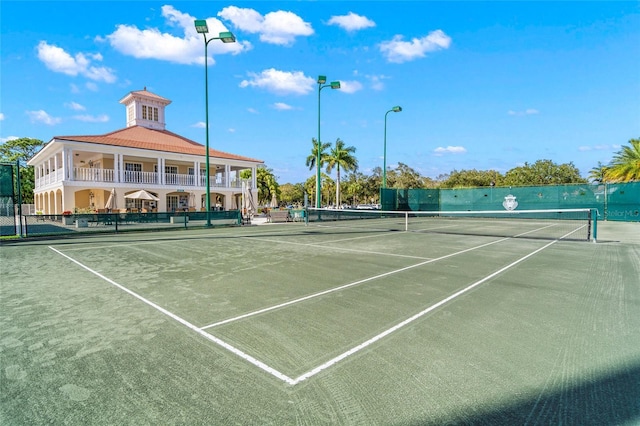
xmin=0 ymin=163 xmax=17 ymax=236
xmin=381 ymin=182 xmax=639 ymax=222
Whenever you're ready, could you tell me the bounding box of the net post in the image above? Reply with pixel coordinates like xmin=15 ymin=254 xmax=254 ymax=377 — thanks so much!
xmin=590 ymin=208 xmax=598 ymax=243
xmin=16 ymin=160 xmax=24 ymax=238
xmin=405 ymin=211 xmax=408 ymax=231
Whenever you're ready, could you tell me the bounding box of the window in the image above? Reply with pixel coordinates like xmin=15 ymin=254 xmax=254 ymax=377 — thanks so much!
xmin=124 ymin=162 xmax=142 ymax=183
xmin=153 ymin=107 xmax=158 ymax=122
xmin=165 ymin=166 xmax=178 ymax=174
xmin=142 ymin=105 xmax=148 ymax=120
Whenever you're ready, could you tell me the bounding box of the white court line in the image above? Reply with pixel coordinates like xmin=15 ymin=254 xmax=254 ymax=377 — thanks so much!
xmin=49 ymin=223 xmax=575 ymax=386
xmin=200 ymin=237 xmax=510 ymax=330
xmin=48 ymin=246 xmax=297 ymax=385
xmin=290 ymin=233 xmax=569 ymax=385
xmin=240 ymin=235 xmax=431 ymax=260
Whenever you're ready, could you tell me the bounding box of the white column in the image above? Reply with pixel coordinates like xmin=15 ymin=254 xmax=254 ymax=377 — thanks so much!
xmin=119 ymin=153 xmax=124 ymax=183
xmin=252 ymin=166 xmax=257 ymax=189
xmin=61 ymin=149 xmax=67 ymax=181
xmin=225 ymin=165 xmax=231 ymax=188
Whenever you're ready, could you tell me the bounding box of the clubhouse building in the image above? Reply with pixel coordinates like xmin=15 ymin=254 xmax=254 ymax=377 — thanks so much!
xmin=28 ymin=89 xmax=262 ymax=214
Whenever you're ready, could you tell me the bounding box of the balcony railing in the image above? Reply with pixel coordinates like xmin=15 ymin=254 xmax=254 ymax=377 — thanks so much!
xmin=35 ymin=167 xmax=243 ymax=189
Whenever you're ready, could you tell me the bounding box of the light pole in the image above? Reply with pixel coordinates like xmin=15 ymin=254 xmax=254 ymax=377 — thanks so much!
xmin=194 ymin=19 xmax=236 ymax=226
xmin=316 ymin=75 xmax=340 ymax=208
xmin=383 ymin=106 xmax=402 ymax=189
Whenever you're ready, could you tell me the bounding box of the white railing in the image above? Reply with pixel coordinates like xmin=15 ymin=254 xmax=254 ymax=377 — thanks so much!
xmin=75 ymin=167 xmax=115 ymax=182
xmin=165 ymin=173 xmax=195 ymax=186
xmin=36 ymin=167 xmax=243 ymax=189
xmin=123 ymin=170 xmax=158 ymax=185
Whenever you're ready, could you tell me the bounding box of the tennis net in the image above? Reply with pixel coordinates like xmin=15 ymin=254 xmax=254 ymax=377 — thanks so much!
xmin=306 ymin=208 xmax=596 ymax=241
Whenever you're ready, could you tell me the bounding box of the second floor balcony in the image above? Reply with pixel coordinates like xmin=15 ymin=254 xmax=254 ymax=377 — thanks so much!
xmin=35 ymin=167 xmax=245 ymax=190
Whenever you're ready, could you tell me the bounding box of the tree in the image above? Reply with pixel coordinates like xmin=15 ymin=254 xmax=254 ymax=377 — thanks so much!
xmin=386 ymin=162 xmax=425 ymax=189
xmin=305 ymin=137 xmax=331 ymax=173
xmin=440 ymin=169 xmax=503 ymax=188
xmin=605 ymin=138 xmax=640 ymax=182
xmin=255 ymin=166 xmax=280 ymax=206
xmin=588 ymin=161 xmax=609 ymax=184
xmin=279 ymin=183 xmax=305 ymax=206
xmin=0 ymin=137 xmax=45 ymax=204
xmin=343 ymin=172 xmax=366 ymax=206
xmin=503 ymin=159 xmax=586 ymax=186
xmin=324 ymin=138 xmax=358 ymax=207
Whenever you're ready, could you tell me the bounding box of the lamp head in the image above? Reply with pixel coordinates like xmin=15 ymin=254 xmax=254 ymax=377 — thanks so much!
xmin=317 ymin=75 xmax=327 ymax=85
xmin=392 ymin=106 xmax=402 ymax=112
xmin=219 ymin=31 xmax=236 ymax=43
xmin=194 ymin=20 xmax=209 ymax=34
xmin=330 ymin=81 xmax=341 ymax=89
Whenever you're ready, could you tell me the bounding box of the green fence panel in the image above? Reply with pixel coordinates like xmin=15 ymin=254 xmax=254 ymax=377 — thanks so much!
xmin=380 ymin=188 xmax=397 ymax=211
xmin=606 ymin=182 xmax=640 ymax=222
xmin=384 ymin=183 xmax=637 ymax=222
xmin=0 ymin=163 xmax=17 ymax=237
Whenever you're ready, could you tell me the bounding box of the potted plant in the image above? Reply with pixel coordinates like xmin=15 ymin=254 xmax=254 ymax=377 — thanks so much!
xmin=62 ymin=211 xmax=74 ymax=225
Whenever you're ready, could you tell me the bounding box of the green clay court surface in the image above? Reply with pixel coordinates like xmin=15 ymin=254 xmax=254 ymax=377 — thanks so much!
xmin=1 ymin=220 xmax=639 ymax=425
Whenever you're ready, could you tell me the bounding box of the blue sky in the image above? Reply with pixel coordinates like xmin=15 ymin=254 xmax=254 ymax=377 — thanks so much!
xmin=1 ymin=1 xmax=639 ymax=184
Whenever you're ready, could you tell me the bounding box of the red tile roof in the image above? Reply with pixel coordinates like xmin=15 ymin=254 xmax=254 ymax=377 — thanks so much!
xmin=55 ymin=126 xmax=262 ymax=163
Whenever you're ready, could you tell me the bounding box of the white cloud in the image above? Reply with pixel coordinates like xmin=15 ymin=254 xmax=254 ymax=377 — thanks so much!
xmin=240 ymin=68 xmax=314 ymax=95
xmin=433 ymin=146 xmax=467 ymax=156
xmin=578 ymin=144 xmax=614 ymax=152
xmin=228 ymin=128 xmax=236 ymax=133
xmin=36 ymin=41 xmax=116 ymax=82
xmin=327 ymin=12 xmax=375 ymax=32
xmin=26 ymin=110 xmax=62 ymax=125
xmin=379 ymin=30 xmax=451 ymax=63
xmin=1 ymin=136 xmax=19 ymax=143
xmin=0 ymin=113 xmax=5 ymax=121
xmin=367 ymin=74 xmax=388 ymax=91
xmin=508 ymin=109 xmax=540 ymax=116
xmin=192 ymin=121 xmax=206 ymax=128
xmin=86 ymin=82 xmax=99 ymax=92
xmin=219 ymin=6 xmax=313 ymax=46
xmin=247 ymin=108 xmax=259 ymax=114
xmin=65 ymin=102 xmax=85 ymax=111
xmin=337 ymin=80 xmax=363 ymax=94
xmin=105 ymin=5 xmax=250 ymax=66
xmin=73 ymin=114 xmax=109 ymax=123
xmin=273 ymin=102 xmax=293 ymax=110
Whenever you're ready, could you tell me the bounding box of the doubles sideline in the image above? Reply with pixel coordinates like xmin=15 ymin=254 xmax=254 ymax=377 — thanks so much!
xmin=48 ymin=227 xmax=574 ymax=386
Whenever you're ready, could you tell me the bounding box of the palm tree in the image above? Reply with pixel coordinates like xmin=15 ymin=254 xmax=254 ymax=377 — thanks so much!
xmin=325 ymin=138 xmax=358 ymax=207
xmin=305 ymin=138 xmax=331 ymax=172
xmin=605 ymin=138 xmax=640 ymax=182
xmin=306 ymin=138 xmax=332 ymax=207
xmin=588 ymin=161 xmax=609 ymax=184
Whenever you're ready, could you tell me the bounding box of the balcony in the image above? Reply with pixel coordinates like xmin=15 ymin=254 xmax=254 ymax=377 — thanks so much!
xmin=35 ymin=167 xmax=244 ymax=190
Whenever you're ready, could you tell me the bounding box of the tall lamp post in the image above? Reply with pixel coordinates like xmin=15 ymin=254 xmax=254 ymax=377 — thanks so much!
xmin=194 ymin=19 xmax=236 ymax=226
xmin=383 ymin=105 xmax=402 ymax=189
xmin=316 ymin=75 xmax=340 ymax=208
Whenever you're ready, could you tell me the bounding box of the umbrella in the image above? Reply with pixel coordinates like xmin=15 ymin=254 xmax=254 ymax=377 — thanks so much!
xmin=105 ymin=188 xmax=117 ymax=210
xmin=124 ymin=189 xmax=159 ymax=201
xmin=244 ymin=184 xmax=256 ymax=215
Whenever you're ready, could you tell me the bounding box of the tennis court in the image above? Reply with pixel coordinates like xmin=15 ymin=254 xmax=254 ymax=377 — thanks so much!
xmin=1 ymin=216 xmax=639 ymax=425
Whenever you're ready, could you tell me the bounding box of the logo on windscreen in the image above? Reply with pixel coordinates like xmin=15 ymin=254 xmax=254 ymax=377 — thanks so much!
xmin=503 ymin=194 xmax=518 ymax=211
